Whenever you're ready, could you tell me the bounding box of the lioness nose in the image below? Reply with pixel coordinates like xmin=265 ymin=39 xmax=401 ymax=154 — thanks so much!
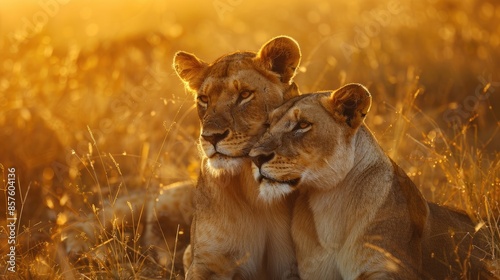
xmin=251 ymin=153 xmax=275 ymax=168
xmin=202 ymin=130 xmax=229 ymax=146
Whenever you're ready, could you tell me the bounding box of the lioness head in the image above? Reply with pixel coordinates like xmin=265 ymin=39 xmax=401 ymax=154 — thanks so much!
xmin=250 ymin=83 xmax=372 ymax=201
xmin=173 ymin=36 xmax=301 ymax=174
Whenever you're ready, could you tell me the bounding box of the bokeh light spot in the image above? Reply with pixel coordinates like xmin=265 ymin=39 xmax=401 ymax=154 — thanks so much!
xmin=85 ymin=23 xmax=99 ymax=37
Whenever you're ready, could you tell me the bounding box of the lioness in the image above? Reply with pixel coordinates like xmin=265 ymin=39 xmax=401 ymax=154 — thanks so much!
xmin=173 ymin=36 xmax=301 ymax=279
xmin=250 ymin=84 xmax=494 ymax=279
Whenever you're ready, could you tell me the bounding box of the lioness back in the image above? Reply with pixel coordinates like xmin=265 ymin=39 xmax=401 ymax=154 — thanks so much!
xmin=250 ymin=84 xmax=495 ymax=279
xmin=173 ymin=36 xmax=302 ymax=279
xmin=422 ymin=202 xmax=493 ymax=279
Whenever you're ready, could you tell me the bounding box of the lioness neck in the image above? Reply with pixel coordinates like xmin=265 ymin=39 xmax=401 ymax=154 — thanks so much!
xmin=351 ymin=126 xmax=390 ymax=172
xmin=202 ymin=158 xmax=263 ymax=206
xmin=307 ymin=125 xmax=394 ymax=245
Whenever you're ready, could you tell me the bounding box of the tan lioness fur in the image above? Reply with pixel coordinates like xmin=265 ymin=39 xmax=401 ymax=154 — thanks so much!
xmin=250 ymin=84 xmax=494 ymax=279
xmin=173 ymin=36 xmax=301 ymax=279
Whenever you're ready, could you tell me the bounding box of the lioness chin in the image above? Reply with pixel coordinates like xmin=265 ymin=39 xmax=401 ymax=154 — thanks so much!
xmin=173 ymin=36 xmax=301 ymax=279
xmin=250 ymin=84 xmax=495 ymax=279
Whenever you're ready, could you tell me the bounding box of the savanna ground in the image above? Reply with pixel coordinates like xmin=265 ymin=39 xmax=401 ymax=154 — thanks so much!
xmin=0 ymin=0 xmax=499 ymax=278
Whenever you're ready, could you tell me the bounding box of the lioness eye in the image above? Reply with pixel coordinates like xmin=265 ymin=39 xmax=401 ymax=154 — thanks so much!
xmin=294 ymin=121 xmax=311 ymax=131
xmin=240 ymin=90 xmax=253 ymax=99
xmin=197 ymin=95 xmax=209 ymax=107
xmin=239 ymin=90 xmax=254 ymax=105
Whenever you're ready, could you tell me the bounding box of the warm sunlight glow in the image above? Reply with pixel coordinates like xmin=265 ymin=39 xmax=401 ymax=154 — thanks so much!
xmin=0 ymin=0 xmax=498 ymax=278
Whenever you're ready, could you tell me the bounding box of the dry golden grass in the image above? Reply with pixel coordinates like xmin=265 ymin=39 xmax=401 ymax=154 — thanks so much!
xmin=0 ymin=0 xmax=499 ymax=278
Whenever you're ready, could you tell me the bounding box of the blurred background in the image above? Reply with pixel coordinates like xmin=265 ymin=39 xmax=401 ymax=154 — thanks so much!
xmin=0 ymin=0 xmax=499 ymax=278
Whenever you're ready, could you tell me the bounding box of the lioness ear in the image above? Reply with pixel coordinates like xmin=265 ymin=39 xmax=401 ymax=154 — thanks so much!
xmin=324 ymin=83 xmax=372 ymax=129
xmin=256 ymin=36 xmax=301 ymax=84
xmin=173 ymin=51 xmax=208 ymax=92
